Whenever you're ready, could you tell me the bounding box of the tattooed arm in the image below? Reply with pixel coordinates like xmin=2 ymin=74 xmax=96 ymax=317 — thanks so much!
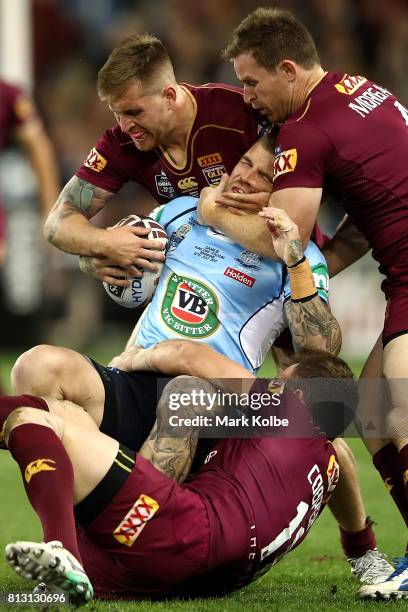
xmin=284 ymin=294 xmax=342 ymax=355
xmin=138 ymin=376 xmax=218 ymax=482
xmin=44 ymin=176 xmax=165 ymax=269
xmin=262 ymin=207 xmax=342 ymax=356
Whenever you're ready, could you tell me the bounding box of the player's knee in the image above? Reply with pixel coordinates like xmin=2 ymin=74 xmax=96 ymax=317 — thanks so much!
xmin=11 ymin=345 xmax=68 ymax=396
xmin=4 ymin=407 xmax=63 ymax=445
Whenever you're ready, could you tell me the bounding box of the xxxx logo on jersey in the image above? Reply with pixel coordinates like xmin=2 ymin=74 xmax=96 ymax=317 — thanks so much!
xmin=113 ymin=494 xmax=159 ymax=547
xmin=273 ymin=148 xmax=297 ymax=181
xmin=334 ymin=74 xmax=367 ymax=95
xmin=84 ymin=147 xmax=107 ymax=172
xmin=161 ymin=273 xmax=219 ymax=338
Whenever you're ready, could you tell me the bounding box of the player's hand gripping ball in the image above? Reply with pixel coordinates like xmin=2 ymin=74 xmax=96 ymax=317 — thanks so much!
xmin=103 ymin=215 xmax=168 ymax=308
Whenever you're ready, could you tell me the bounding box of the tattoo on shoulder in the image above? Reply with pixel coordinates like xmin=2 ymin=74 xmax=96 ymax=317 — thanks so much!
xmin=57 ymin=177 xmax=112 ymax=216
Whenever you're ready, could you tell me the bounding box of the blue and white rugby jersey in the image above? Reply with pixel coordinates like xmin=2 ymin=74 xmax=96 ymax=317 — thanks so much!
xmin=136 ymin=196 xmax=329 ymax=374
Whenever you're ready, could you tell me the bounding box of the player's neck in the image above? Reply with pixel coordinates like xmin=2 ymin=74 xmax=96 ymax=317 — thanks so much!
xmin=163 ymin=86 xmax=196 ymax=154
xmin=292 ymin=66 xmax=326 ymax=114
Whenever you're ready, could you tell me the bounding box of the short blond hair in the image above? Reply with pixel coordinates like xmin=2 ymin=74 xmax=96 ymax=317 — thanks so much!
xmin=97 ymin=34 xmax=176 ymax=100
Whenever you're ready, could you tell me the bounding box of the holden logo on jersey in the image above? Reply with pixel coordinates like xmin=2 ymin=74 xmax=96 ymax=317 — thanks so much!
xmin=235 ymin=250 xmax=262 ymax=271
xmin=273 ymin=149 xmax=297 ymax=181
xmin=84 ymin=147 xmax=107 ymax=173
xmin=113 ymin=494 xmax=159 ymax=547
xmin=224 ymin=267 xmax=255 ymax=288
xmin=334 ymin=74 xmax=367 ymax=95
xmin=202 ymin=164 xmax=226 ymax=186
xmin=161 ymin=273 xmax=219 ymax=337
xmin=197 ymin=152 xmax=222 ymax=168
xmin=178 ymin=176 xmax=198 ymax=191
xmin=155 ymin=170 xmax=176 ymax=199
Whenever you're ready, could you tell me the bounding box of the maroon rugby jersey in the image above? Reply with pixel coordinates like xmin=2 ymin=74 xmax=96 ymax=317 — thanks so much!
xmin=76 ymin=83 xmax=268 ymax=202
xmin=79 ymin=392 xmax=337 ymax=599
xmin=272 ymin=71 xmax=408 ymax=297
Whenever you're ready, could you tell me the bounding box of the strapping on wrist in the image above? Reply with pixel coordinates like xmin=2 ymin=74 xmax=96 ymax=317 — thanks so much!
xmin=288 ymin=257 xmax=318 ymax=302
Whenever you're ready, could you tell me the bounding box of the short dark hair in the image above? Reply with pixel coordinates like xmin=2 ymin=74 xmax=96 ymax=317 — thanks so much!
xmin=288 ymin=349 xmax=358 ymax=439
xmin=97 ymin=34 xmax=175 ymax=100
xmin=223 ymin=7 xmax=320 ymax=72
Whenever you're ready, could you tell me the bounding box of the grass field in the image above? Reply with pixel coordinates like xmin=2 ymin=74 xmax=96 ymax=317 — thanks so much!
xmin=0 ymin=349 xmax=406 ymax=611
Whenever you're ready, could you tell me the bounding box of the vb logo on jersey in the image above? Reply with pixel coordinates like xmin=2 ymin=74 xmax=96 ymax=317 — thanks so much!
xmin=273 ymin=148 xmax=297 ymax=181
xmin=161 ymin=274 xmax=219 ymax=338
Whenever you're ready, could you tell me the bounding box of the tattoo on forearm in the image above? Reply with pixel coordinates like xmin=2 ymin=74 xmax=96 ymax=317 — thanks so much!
xmin=288 ymin=239 xmax=304 ymax=264
xmin=139 ymin=376 xmax=219 ymax=482
xmin=285 ymin=298 xmax=342 ymax=355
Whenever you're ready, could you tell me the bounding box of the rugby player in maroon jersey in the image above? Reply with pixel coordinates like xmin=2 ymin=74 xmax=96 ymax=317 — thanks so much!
xmin=25 ymin=127 xmax=385 ymax=582
xmin=43 ymin=34 xmax=270 ymax=286
xmin=1 ymin=345 xmax=357 ymax=605
xmin=207 ymin=6 xmax=408 ymax=598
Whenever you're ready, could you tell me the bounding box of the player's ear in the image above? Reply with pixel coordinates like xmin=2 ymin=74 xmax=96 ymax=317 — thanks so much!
xmin=278 ymin=60 xmax=296 ymax=82
xmin=163 ymin=85 xmax=177 ymax=108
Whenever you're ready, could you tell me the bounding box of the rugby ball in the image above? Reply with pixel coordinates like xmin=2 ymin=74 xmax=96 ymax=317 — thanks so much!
xmin=103 ymin=215 xmax=168 ymax=308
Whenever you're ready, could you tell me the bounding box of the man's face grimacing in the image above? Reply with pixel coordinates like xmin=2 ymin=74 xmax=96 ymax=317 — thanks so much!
xmin=226 ymin=141 xmax=274 ymax=195
xmin=233 ymin=53 xmax=293 ymax=123
xmin=109 ymin=79 xmax=174 ymax=150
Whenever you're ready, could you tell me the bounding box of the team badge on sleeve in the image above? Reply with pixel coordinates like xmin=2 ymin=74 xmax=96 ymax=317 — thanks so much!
xmin=113 ymin=494 xmax=159 ymax=547
xmin=84 ymin=148 xmax=107 ymax=172
xmin=273 ymin=148 xmax=297 ymax=181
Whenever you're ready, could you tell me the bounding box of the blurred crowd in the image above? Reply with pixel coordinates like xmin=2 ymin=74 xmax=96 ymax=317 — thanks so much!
xmin=1 ymin=0 xmax=406 ymax=351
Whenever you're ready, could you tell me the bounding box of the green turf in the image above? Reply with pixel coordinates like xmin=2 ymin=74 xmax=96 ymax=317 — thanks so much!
xmin=0 ymin=350 xmax=405 ymax=610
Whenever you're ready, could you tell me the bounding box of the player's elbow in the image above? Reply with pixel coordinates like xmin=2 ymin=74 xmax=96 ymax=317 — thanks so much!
xmin=151 ymin=340 xmax=200 ymax=376
xmin=43 ymin=211 xmax=58 ymax=244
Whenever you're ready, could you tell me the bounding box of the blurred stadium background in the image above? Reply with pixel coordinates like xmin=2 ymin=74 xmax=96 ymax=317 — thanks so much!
xmin=1 ymin=0 xmax=405 ymax=382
